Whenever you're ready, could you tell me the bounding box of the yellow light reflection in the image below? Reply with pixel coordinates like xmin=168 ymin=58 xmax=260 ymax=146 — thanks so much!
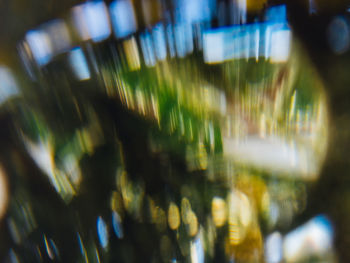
xmin=211 ymin=197 xmax=227 ymax=227
xmin=181 ymin=197 xmax=192 ymax=224
xmin=168 ymin=202 xmax=180 ymax=230
xmin=227 ymin=190 xmax=252 ymax=245
xmin=0 ymin=165 xmax=8 ymax=220
xmin=187 ymin=210 xmax=199 ymax=237
xmin=123 ymin=37 xmax=141 ymax=71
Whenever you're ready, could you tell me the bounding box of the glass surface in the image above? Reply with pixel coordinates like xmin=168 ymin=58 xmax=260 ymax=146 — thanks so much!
xmin=0 ymin=0 xmax=350 ymax=262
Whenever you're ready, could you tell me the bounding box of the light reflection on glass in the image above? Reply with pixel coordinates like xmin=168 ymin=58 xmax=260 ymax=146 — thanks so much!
xmin=69 ymin=47 xmax=91 ymax=81
xmin=0 ymin=165 xmax=8 ymax=221
xmin=187 ymin=210 xmax=199 ymax=237
xmin=190 ymin=234 xmax=204 ymax=263
xmin=43 ymin=235 xmax=59 ymax=260
xmin=203 ymin=22 xmax=291 ymax=63
xmin=270 ymin=26 xmax=292 ymax=63
xmin=223 ymin=137 xmax=309 ymax=176
xmin=227 ymin=190 xmax=252 ymax=245
xmin=152 ymin=23 xmax=167 ymax=61
xmin=109 ymin=0 xmax=137 ymax=39
xmin=175 ymin=0 xmax=213 ymax=24
xmin=24 ymin=137 xmax=78 ymax=203
xmin=72 ymin=1 xmax=111 ymax=43
xmin=77 ymin=233 xmax=89 ymax=262
xmin=25 ymin=19 xmax=71 ymax=66
xmin=122 ymin=37 xmax=141 ymax=71
xmin=25 ymin=29 xmax=53 ymax=66
xmin=327 ymin=16 xmax=350 ymax=54
xmin=211 ymin=196 xmax=227 ymax=227
xmin=265 ymin=4 xmax=287 ymax=22
xmin=97 ymin=216 xmax=109 ymax=249
xmin=265 ymin=231 xmax=283 ymax=263
xmin=140 ymin=31 xmax=157 ymax=67
xmin=168 ymin=202 xmax=181 ymax=230
xmin=95 ymin=246 xmax=101 ymax=263
xmin=166 ymin=24 xmax=176 ymax=58
xmin=41 ymin=19 xmax=71 ymax=54
xmin=112 ymin=211 xmax=124 ymax=239
xmin=174 ymin=23 xmax=193 ymax=57
xmin=0 ymin=66 xmax=19 ymax=104
xmin=24 ymin=138 xmax=55 ymax=184
xmin=283 ymin=215 xmax=334 ymax=262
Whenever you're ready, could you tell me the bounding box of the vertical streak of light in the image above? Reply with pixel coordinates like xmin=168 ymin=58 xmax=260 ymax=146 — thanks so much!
xmin=110 ymin=0 xmax=137 ymax=39
xmin=289 ymin=91 xmax=297 ymax=122
xmin=152 ymin=23 xmax=167 ymax=61
xmin=191 ymin=235 xmax=204 ymax=263
xmin=9 ymin=249 xmax=20 ymax=263
xmin=123 ymin=37 xmax=141 ymax=71
xmin=0 ymin=165 xmax=8 ymax=220
xmin=95 ymin=247 xmax=101 ymax=263
xmin=166 ymin=24 xmax=176 ymax=58
xmin=77 ymin=233 xmax=89 ymax=263
xmin=97 ymin=216 xmax=109 ymax=249
xmin=140 ymin=32 xmax=156 ymax=67
xmin=44 ymin=235 xmax=55 ymax=260
xmin=69 ymin=47 xmax=91 ymax=80
xmin=112 ymin=211 xmax=124 ymax=239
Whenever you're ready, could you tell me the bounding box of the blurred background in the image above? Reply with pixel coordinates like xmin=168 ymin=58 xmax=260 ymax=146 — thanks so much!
xmin=1 ymin=0 xmax=350 ymax=262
